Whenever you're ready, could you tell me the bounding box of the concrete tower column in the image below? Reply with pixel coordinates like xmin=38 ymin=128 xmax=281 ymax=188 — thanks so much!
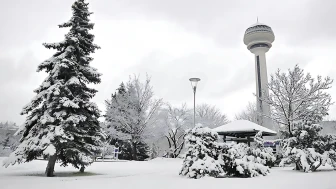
xmin=252 ymin=49 xmax=271 ymax=129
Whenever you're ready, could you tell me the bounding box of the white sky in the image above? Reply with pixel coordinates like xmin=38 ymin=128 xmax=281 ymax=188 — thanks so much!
xmin=1 ymin=0 xmax=336 ymax=124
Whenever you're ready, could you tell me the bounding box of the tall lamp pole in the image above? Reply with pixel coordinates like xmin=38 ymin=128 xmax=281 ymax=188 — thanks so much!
xmin=189 ymin=78 xmax=200 ymax=127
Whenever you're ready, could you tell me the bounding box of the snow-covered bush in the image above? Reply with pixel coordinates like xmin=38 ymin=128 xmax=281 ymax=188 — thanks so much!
xmin=280 ymin=120 xmax=336 ymax=172
xmin=253 ymin=131 xmax=277 ymax=167
xmin=179 ymin=124 xmax=223 ymax=179
xmin=180 ymin=127 xmax=276 ymax=178
xmin=220 ymin=143 xmax=272 ymax=178
xmin=219 ymin=131 xmax=275 ymax=178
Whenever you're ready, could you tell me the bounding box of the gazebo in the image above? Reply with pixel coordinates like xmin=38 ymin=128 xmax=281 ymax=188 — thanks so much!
xmin=212 ymin=120 xmax=277 ymax=146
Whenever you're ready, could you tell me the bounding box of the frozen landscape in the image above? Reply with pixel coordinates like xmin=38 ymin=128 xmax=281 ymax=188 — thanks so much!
xmin=1 ymin=157 xmax=335 ymax=189
xmin=1 ymin=0 xmax=336 ymax=189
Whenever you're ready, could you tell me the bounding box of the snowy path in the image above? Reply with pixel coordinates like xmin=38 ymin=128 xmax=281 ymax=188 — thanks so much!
xmin=0 ymin=158 xmax=335 ymax=189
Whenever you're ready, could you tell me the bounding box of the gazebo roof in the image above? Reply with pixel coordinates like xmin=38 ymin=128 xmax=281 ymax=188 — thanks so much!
xmin=212 ymin=120 xmax=277 ymax=137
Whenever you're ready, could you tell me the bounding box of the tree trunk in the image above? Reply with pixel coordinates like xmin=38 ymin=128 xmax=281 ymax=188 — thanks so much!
xmin=295 ymin=161 xmax=302 ymax=171
xmin=288 ymin=105 xmax=293 ymax=137
xmin=166 ymin=136 xmax=172 ymax=149
xmin=288 ymin=122 xmax=292 ymax=137
xmin=310 ymin=159 xmax=322 ymax=172
xmin=45 ymin=154 xmax=57 ymax=177
xmin=80 ymin=166 xmax=85 ymax=173
xmin=132 ymin=142 xmax=137 ymax=161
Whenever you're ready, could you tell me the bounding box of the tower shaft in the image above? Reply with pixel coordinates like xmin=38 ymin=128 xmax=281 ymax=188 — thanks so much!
xmin=253 ymin=51 xmax=272 ymax=129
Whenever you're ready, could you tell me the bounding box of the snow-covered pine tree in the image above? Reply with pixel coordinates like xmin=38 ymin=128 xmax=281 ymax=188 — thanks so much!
xmin=1 ymin=133 xmax=11 ymax=149
xmin=280 ymin=120 xmax=336 ymax=172
xmin=149 ymin=143 xmax=160 ymax=159
xmin=180 ymin=124 xmax=223 ymax=179
xmin=3 ymin=0 xmax=103 ymax=177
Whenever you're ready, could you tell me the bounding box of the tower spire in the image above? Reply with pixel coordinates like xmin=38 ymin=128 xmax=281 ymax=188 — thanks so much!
xmin=257 ymin=17 xmax=259 ymax=23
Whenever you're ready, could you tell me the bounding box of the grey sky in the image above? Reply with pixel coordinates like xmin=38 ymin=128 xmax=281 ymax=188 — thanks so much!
xmin=1 ymin=0 xmax=336 ymax=124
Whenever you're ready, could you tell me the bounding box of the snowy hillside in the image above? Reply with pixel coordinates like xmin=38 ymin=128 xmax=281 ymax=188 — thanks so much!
xmin=0 ymin=158 xmax=335 ymax=189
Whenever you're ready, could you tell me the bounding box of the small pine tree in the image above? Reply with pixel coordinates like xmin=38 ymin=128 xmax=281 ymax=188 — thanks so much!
xmin=149 ymin=143 xmax=159 ymax=159
xmin=180 ymin=124 xmax=223 ymax=179
xmin=1 ymin=133 xmax=11 ymax=149
xmin=280 ymin=120 xmax=336 ymax=172
xmin=3 ymin=0 xmax=103 ymax=177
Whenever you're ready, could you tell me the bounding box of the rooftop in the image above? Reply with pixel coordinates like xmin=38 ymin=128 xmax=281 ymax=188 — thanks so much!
xmin=245 ymin=24 xmax=273 ymax=35
xmin=212 ymin=120 xmax=277 ymax=137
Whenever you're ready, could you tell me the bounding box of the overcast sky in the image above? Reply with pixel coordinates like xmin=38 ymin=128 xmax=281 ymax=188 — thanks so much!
xmin=1 ymin=0 xmax=336 ymax=124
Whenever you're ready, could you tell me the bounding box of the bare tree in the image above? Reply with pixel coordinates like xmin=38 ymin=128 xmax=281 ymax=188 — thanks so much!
xmin=195 ymin=103 xmax=229 ymax=128
xmin=260 ymin=65 xmax=333 ymax=136
xmin=161 ymin=103 xmax=192 ymax=158
xmin=234 ymin=102 xmax=258 ymax=124
xmin=105 ymin=74 xmax=163 ymax=160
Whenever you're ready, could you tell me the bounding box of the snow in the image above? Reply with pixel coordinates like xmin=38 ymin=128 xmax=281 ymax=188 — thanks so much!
xmin=212 ymin=120 xmax=277 ymax=135
xmin=248 ymin=22 xmax=270 ymax=28
xmin=0 ymin=157 xmax=335 ymax=189
xmin=43 ymin=145 xmax=56 ymax=156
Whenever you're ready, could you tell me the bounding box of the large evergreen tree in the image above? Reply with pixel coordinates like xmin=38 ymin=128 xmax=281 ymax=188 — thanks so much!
xmin=3 ymin=0 xmax=103 ymax=177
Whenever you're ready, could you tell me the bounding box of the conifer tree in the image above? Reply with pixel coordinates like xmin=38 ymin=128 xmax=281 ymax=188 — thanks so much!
xmin=180 ymin=124 xmax=223 ymax=179
xmin=3 ymin=0 xmax=103 ymax=177
xmin=280 ymin=120 xmax=336 ymax=172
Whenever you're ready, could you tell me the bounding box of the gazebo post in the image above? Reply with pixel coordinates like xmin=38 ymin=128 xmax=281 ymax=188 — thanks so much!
xmin=223 ymin=135 xmax=226 ymax=142
xmin=247 ymin=136 xmax=251 ymax=147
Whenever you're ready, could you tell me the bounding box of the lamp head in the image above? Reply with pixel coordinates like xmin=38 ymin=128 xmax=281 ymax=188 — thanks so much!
xmin=189 ymin=78 xmax=201 ymax=90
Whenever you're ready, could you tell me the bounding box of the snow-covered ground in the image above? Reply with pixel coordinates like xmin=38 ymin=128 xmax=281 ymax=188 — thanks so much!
xmin=0 ymin=157 xmax=335 ymax=189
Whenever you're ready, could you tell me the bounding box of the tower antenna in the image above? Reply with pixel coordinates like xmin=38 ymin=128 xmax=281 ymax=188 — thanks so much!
xmin=257 ymin=17 xmax=259 ymax=23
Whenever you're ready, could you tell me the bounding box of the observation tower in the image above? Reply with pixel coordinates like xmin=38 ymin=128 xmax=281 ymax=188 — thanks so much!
xmin=243 ymin=20 xmax=275 ymax=130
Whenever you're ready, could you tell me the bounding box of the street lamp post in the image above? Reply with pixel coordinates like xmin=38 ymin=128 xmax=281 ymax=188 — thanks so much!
xmin=189 ymin=78 xmax=200 ymax=127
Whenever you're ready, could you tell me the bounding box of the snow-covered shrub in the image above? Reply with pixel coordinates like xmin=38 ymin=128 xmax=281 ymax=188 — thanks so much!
xmin=253 ymin=131 xmax=277 ymax=167
xmin=149 ymin=143 xmax=160 ymax=159
xmin=179 ymin=124 xmax=223 ymax=179
xmin=280 ymin=120 xmax=336 ymax=172
xmin=218 ymin=131 xmax=275 ymax=177
xmin=110 ymin=139 xmax=150 ymax=161
xmin=219 ymin=143 xmax=271 ymax=177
